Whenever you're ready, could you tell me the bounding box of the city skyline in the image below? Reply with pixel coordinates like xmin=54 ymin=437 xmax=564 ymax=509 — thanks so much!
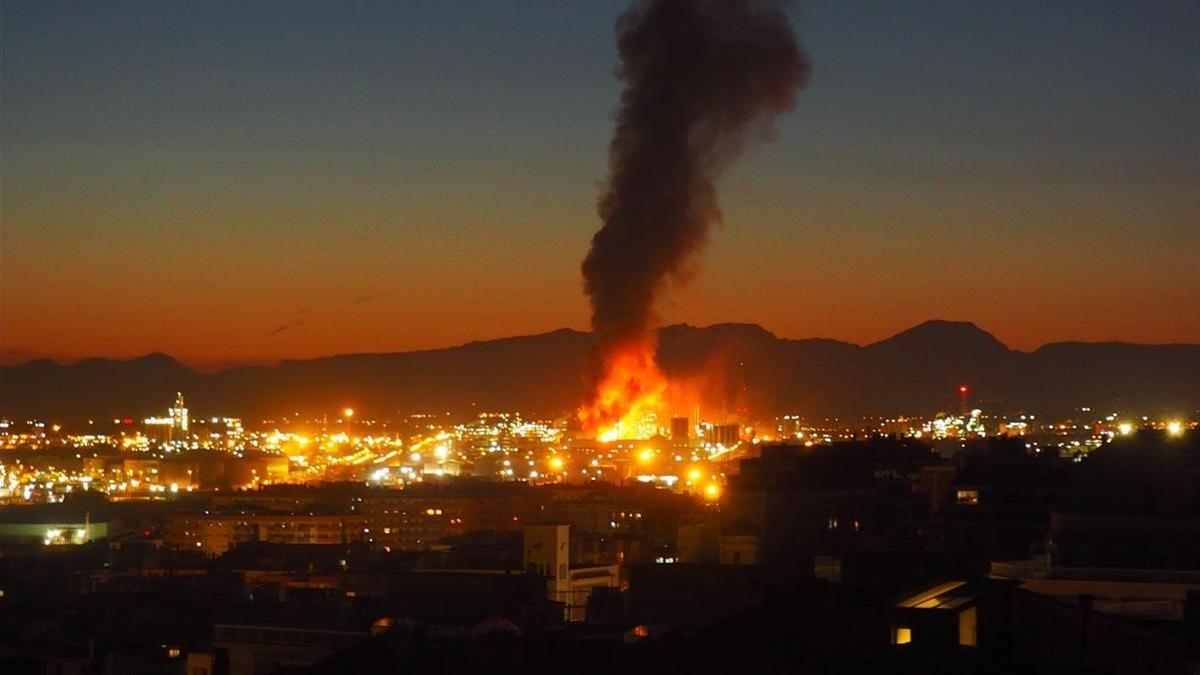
xmin=3 ymin=0 xmax=1198 ymax=369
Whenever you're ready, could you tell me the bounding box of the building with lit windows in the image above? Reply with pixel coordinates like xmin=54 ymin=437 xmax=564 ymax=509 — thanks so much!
xmin=165 ymin=512 xmax=370 ymax=555
xmin=143 ymin=391 xmax=191 ymax=444
xmin=169 ymin=391 xmax=189 ymax=439
xmin=891 ymin=580 xmax=999 ymax=650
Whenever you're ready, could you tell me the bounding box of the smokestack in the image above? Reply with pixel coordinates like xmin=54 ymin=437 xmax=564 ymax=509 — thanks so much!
xmin=580 ymin=0 xmax=809 ymax=427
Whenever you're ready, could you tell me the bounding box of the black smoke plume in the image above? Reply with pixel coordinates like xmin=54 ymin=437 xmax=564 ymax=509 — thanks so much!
xmin=582 ymin=0 xmax=809 ymax=357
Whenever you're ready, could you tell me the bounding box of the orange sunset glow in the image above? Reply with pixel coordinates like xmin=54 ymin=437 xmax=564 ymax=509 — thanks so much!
xmin=0 ymin=0 xmax=1195 ymax=371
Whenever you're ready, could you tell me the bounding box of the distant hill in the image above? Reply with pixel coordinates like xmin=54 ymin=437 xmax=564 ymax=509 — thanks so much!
xmin=2 ymin=321 xmax=1197 ymax=421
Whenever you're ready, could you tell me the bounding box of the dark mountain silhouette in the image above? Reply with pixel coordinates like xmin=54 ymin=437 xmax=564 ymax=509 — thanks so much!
xmin=2 ymin=321 xmax=1196 ymax=421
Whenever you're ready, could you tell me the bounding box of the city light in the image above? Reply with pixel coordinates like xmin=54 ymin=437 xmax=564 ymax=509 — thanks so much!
xmin=3 ymin=391 xmax=1193 ymax=520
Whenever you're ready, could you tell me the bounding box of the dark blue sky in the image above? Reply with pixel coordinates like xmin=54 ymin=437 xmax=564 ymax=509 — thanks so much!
xmin=3 ymin=0 xmax=1197 ymax=366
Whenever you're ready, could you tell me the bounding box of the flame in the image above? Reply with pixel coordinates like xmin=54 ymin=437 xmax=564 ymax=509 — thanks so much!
xmin=579 ymin=336 xmax=667 ymax=441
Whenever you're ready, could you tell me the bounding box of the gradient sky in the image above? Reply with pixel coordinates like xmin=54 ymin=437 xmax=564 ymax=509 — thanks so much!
xmin=3 ymin=0 xmax=1197 ymax=369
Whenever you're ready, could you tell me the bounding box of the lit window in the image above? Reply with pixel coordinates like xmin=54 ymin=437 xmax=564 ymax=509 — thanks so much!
xmin=956 ymin=489 xmax=979 ymax=506
xmin=958 ymin=607 xmax=977 ymax=647
xmin=895 ymin=627 xmax=912 ymax=645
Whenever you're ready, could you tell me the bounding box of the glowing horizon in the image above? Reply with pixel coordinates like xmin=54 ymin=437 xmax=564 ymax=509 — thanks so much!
xmin=3 ymin=2 xmax=1197 ymax=368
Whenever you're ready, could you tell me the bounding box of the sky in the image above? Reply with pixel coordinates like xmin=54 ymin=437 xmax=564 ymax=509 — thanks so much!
xmin=2 ymin=0 xmax=1197 ymax=370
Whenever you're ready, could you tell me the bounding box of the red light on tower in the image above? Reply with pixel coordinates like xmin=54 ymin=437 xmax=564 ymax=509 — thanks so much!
xmin=959 ymin=385 xmax=968 ymax=394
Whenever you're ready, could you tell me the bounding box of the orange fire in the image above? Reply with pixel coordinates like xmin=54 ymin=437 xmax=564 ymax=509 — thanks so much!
xmin=578 ymin=336 xmax=667 ymax=441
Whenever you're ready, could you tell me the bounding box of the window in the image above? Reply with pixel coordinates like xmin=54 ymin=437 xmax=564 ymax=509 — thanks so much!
xmin=956 ymin=489 xmax=980 ymax=506
xmin=894 ymin=627 xmax=912 ymax=645
xmin=958 ymin=607 xmax=977 ymax=646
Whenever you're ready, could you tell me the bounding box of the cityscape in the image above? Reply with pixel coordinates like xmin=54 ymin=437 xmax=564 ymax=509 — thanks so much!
xmin=3 ymin=0 xmax=1198 ymax=674
xmin=1 ymin=391 xmax=1193 ymax=509
xmin=1 ymin=387 xmax=1196 ymax=673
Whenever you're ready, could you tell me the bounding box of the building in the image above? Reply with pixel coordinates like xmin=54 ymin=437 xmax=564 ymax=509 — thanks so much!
xmin=721 ymin=443 xmax=877 ymax=568
xmin=169 ymin=391 xmax=189 ymax=439
xmin=1049 ymin=431 xmax=1199 ymax=571
xmin=211 ymin=482 xmax=539 ymax=550
xmin=670 ymin=416 xmax=690 ymax=441
xmin=890 ymin=580 xmax=999 ymax=650
xmin=522 ymin=524 xmax=619 ymax=621
xmin=143 ymin=391 xmax=191 ymax=444
xmin=165 ymin=512 xmax=370 ymax=555
xmin=718 ymin=519 xmax=759 ymax=565
xmin=524 ymin=524 xmax=570 ymax=604
xmin=942 ymin=435 xmax=1067 ymax=564
xmin=213 ymin=623 xmax=367 ymax=675
xmin=1005 ymin=585 xmax=1200 ymax=674
xmin=988 ymin=430 xmax=1200 ymax=625
xmin=707 ymin=423 xmax=740 ymax=448
xmin=0 ymin=511 xmax=110 ymax=546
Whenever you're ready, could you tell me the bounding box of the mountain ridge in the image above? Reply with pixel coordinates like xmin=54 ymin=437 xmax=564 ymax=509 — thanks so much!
xmin=2 ymin=320 xmax=1197 ymax=421
xmin=9 ymin=320 xmax=1193 ymax=370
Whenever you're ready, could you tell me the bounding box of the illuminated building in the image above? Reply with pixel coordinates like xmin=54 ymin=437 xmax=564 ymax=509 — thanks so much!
xmin=143 ymin=416 xmax=174 ymax=443
xmin=143 ymin=392 xmax=191 ymax=445
xmin=778 ymin=415 xmax=802 ymax=439
xmin=892 ymin=580 xmax=991 ymax=649
xmin=0 ymin=505 xmax=110 ymax=545
xmin=706 ymin=423 xmax=740 ymax=448
xmin=169 ymin=392 xmax=189 ymax=439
